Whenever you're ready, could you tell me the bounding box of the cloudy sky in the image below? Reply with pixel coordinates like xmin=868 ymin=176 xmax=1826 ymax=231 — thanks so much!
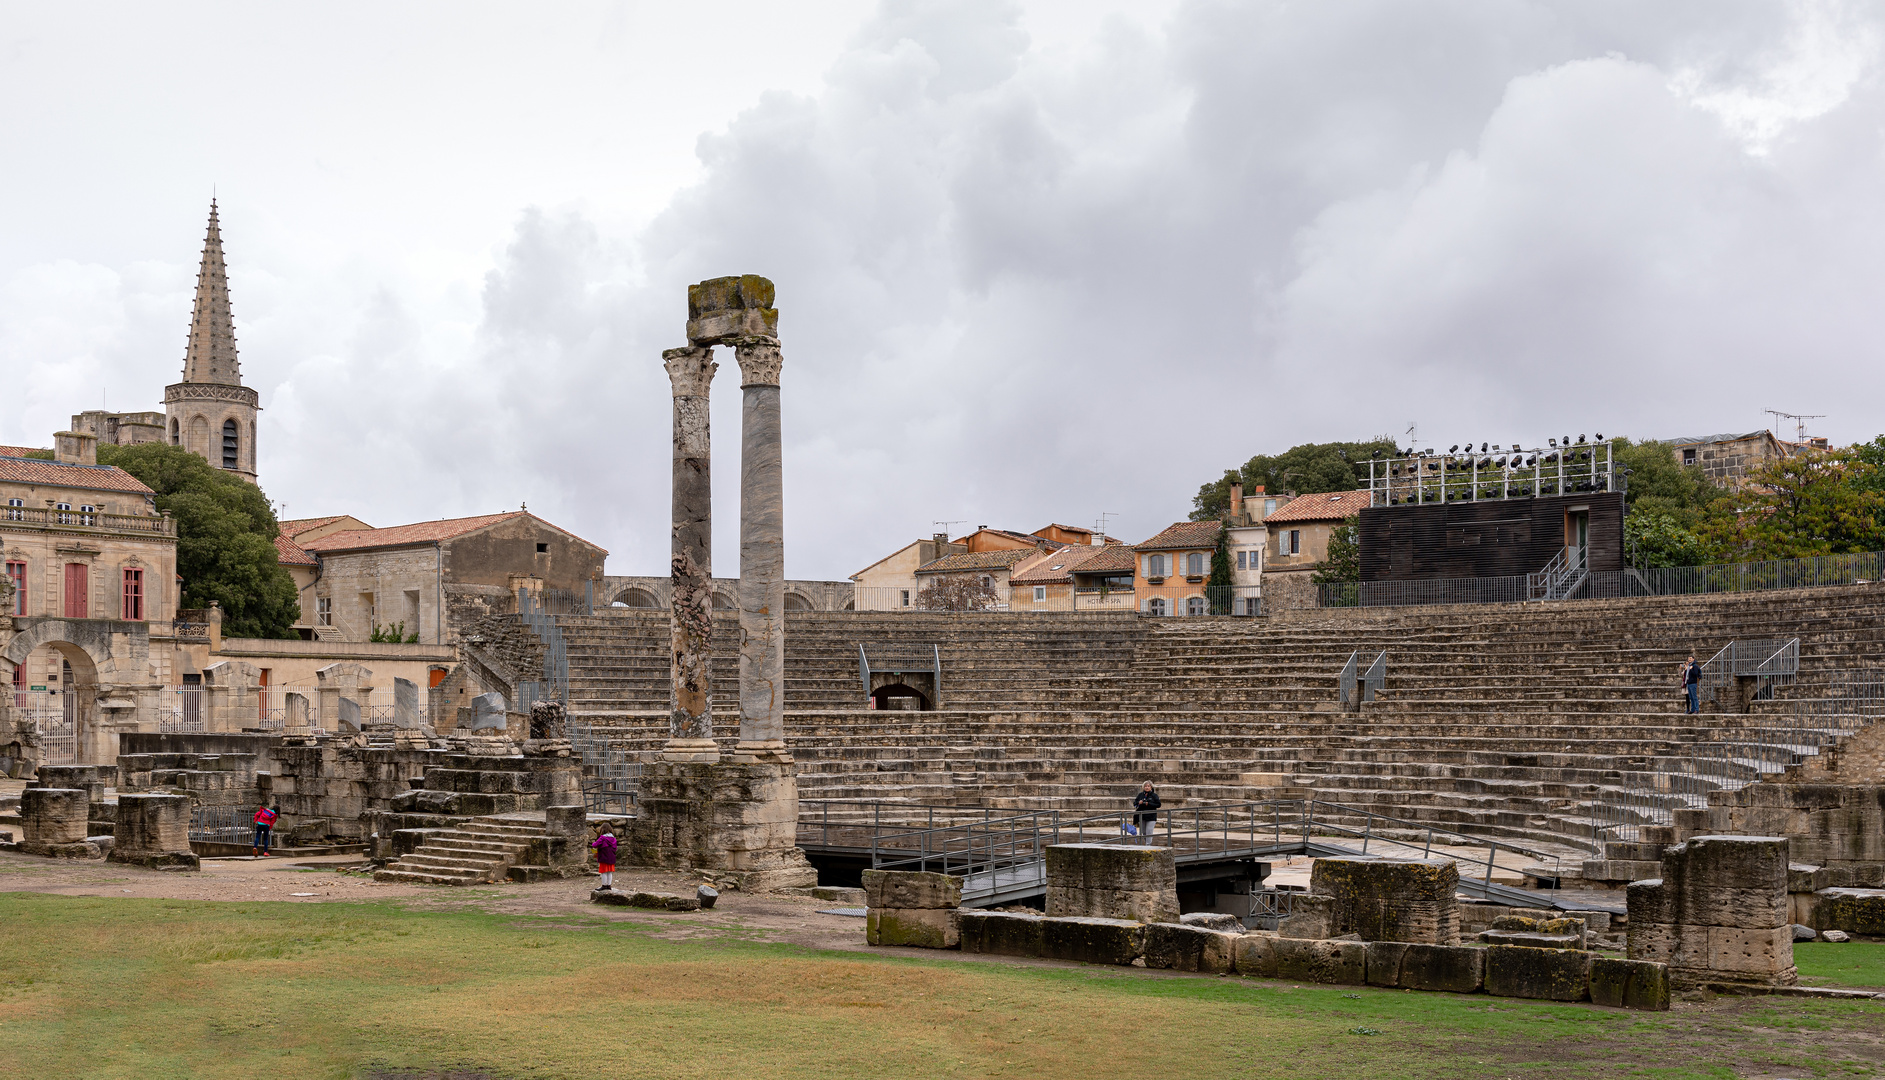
xmin=4 ymin=1 xmax=1882 ymax=580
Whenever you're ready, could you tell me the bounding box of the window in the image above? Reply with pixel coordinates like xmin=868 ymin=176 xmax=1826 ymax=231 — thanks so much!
xmin=980 ymin=575 xmax=992 ymax=590
xmin=1186 ymin=596 xmax=1207 ymax=616
xmin=5 ymin=561 xmax=24 ymax=615
xmin=1236 ymin=551 xmax=1246 ymax=570
xmin=78 ymin=504 xmax=96 ymax=526
xmin=170 ymin=417 xmax=180 ymax=445
xmin=1145 ymin=597 xmax=1168 ymax=616
xmin=899 ymin=589 xmax=911 ymax=608
xmin=1282 ymin=530 xmax=1300 ymax=556
xmin=1034 ymin=586 xmax=1046 ymax=602
xmin=1185 ymin=552 xmax=1205 ymax=576
xmin=55 ymin=502 xmax=72 ymax=524
xmin=535 ymin=542 xmax=548 ymax=553
xmin=4 ymin=498 xmax=22 ymax=521
xmin=317 ymin=597 xmax=333 ymax=626
xmin=222 ymin=419 xmax=239 ymax=470
xmin=1145 ymin=554 xmax=1166 ymax=578
xmin=121 ymin=568 xmax=143 ymax=621
xmin=64 ymin=563 xmax=88 ymax=618
xmin=1682 ymin=448 xmax=1696 ymax=465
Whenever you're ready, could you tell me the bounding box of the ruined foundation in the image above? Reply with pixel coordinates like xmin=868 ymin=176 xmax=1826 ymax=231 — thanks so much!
xmin=1627 ymin=834 xmax=1798 ymax=989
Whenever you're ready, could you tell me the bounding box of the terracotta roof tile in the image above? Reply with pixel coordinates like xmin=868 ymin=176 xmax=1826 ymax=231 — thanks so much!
xmin=1263 ymin=490 xmax=1363 ymax=524
xmin=273 ymin=533 xmax=319 ymax=567
xmin=1133 ymin=520 xmax=1223 ymax=551
xmin=915 ymin=549 xmax=1037 ymax=574
xmin=1075 ymin=545 xmax=1138 ymax=574
xmin=1009 ymin=545 xmax=1109 ymax=584
xmin=0 ymin=453 xmax=155 ymax=495
xmin=278 ymin=515 xmax=351 ymax=539
xmin=301 ymin=511 xmax=525 ymax=552
xmin=0 ymin=445 xmax=47 ymax=458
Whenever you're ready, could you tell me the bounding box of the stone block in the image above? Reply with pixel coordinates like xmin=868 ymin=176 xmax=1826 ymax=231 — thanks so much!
xmin=1484 ymin=945 xmax=1592 ymax=1002
xmin=1276 ymin=895 xmax=1335 ymax=938
xmin=590 ymin=889 xmax=701 ymax=911
xmin=1040 ymin=917 xmax=1146 ymax=966
xmin=1046 ymin=844 xmax=1177 ymax=892
xmin=1310 ymin=858 xmax=1461 ymax=944
xmin=1815 ymin=888 xmax=1885 ymax=936
xmin=1706 ymin=924 xmax=1795 ymax=976
xmin=1676 ymin=886 xmax=1790 ymax=930
xmin=1143 ymin=923 xmax=1238 ymax=973
xmin=1478 ymin=930 xmax=1583 ymax=951
xmin=1233 ymin=933 xmax=1278 ymax=977
xmin=1790 ymin=863 xmax=1831 ymax=893
xmin=21 ymin=788 xmax=88 ymax=844
xmin=109 ymin=794 xmax=191 ymax=864
xmin=686 ymin=275 xmax=778 ymax=344
xmin=1364 ymin=942 xmax=1484 ymax=993
xmin=1662 ymin=835 xmax=1789 ymax=895
xmin=1626 ymin=879 xmax=1672 ymax=926
xmin=862 ymin=869 xmax=962 ymax=910
xmin=1272 ymin=937 xmax=1367 ymax=985
xmin=959 ymin=911 xmax=1045 ymax=957
xmin=1589 ymin=958 xmax=1671 ymax=1011
xmin=867 ymin=907 xmax=961 ymax=949
xmin=1045 ymin=885 xmax=1178 ymax=924
xmin=1181 ymin=912 xmax=1246 ymax=933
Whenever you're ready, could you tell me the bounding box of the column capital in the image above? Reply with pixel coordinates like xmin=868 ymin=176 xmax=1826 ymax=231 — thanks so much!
xmin=663 ymin=346 xmax=717 ymax=397
xmin=734 ymin=339 xmax=783 ymax=387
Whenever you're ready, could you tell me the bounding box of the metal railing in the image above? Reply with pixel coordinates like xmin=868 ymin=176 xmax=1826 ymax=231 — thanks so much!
xmin=189 ymin=805 xmax=254 ymax=844
xmin=1363 ymin=442 xmax=1615 ymax=507
xmin=799 ymin=797 xmax=1560 ymax=909
xmin=858 ymin=643 xmax=943 ymax=707
xmin=570 ymin=720 xmax=639 ymax=815
xmin=1700 ymin=638 xmax=1799 ymax=706
xmin=516 ymin=589 xmax=569 ymax=704
xmin=1338 ymin=649 xmax=1386 ymax=706
xmin=1527 ymin=546 xmax=1588 ymax=601
xmin=1321 ymin=548 xmax=1885 ymax=609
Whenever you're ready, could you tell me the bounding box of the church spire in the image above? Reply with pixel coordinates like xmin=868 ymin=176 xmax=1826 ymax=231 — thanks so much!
xmin=180 ymin=199 xmax=242 ymax=386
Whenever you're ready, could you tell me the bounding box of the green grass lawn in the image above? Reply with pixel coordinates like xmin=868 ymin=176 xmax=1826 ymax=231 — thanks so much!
xmin=1 ymin=893 xmax=1880 ymax=1080
xmin=1797 ymin=940 xmax=1885 ymax=987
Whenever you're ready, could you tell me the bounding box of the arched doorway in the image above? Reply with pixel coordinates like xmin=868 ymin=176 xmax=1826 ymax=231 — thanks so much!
xmin=1 ymin=617 xmax=137 ymax=767
xmin=870 ymin=683 xmax=930 ymax=711
xmin=3 ymin=640 xmax=100 ymax=767
xmin=610 ymin=587 xmax=660 ymax=609
xmin=783 ymin=592 xmax=813 ymax=612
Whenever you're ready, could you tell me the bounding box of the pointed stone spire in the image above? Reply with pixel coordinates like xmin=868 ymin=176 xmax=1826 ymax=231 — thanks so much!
xmin=181 ymin=200 xmax=242 ymax=386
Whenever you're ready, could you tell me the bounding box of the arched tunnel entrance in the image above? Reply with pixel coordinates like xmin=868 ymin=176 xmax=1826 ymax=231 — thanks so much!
xmin=869 ymin=682 xmax=931 ymax=711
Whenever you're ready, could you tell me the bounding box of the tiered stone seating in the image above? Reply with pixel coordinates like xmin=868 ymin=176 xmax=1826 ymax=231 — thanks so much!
xmin=374 ymin=815 xmax=560 ymax=885
xmin=547 ymin=584 xmax=1885 ymax=859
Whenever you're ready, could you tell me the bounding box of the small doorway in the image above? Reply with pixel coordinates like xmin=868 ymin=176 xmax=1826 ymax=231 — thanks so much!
xmin=1565 ymin=508 xmax=1590 ymax=570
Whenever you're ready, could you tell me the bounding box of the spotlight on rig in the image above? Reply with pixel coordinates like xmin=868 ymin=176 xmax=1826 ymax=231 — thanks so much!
xmin=1548 ymin=438 xmax=1557 ymax=447
xmin=1577 ymin=434 xmax=1587 ymax=444
xmin=1449 ymin=444 xmax=1459 ymax=453
xmin=1595 ymin=432 xmax=1604 ymax=441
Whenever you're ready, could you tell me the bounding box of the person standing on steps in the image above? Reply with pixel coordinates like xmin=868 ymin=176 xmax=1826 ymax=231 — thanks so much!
xmin=1133 ymin=782 xmax=1162 ymax=846
xmin=1679 ymin=653 xmax=1704 ymax=715
xmin=251 ymin=802 xmax=277 ymax=858
xmin=590 ymin=827 xmax=618 ymax=890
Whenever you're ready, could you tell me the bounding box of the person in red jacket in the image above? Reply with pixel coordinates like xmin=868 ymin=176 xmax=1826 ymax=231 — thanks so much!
xmin=590 ymin=827 xmax=618 ymax=890
xmin=252 ymin=803 xmax=278 ymax=858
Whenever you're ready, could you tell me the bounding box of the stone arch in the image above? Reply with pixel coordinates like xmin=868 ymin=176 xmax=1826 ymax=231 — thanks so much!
xmin=782 ymin=591 xmax=813 ymax=612
xmin=221 ymin=418 xmax=239 ymax=470
xmin=607 ymin=586 xmax=661 ymax=609
xmin=842 ymin=599 xmax=855 ymax=611
xmin=711 ymin=591 xmax=735 ymax=611
xmin=870 ymin=683 xmax=930 ymax=711
xmin=187 ymin=415 xmax=210 ymax=456
xmin=169 ymin=417 xmax=180 ymax=445
xmin=0 ymin=618 xmax=134 ymax=765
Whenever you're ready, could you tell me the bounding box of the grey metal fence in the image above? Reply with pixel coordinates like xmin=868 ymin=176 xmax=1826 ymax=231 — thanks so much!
xmin=1338 ymin=650 xmax=1386 ymax=706
xmin=569 ymin=720 xmax=639 ymax=815
xmin=189 ymin=805 xmax=253 ymax=844
xmin=1318 ymin=548 xmax=1885 ymax=609
xmin=516 ymin=589 xmax=570 ymax=704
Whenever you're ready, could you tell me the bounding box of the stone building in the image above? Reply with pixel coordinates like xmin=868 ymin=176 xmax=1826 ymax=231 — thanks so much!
xmin=163 ymin=201 xmax=260 ymax=484
xmin=1663 ymin=431 xmax=1792 ymax=489
xmin=1260 ymin=490 xmax=1361 ymax=611
xmin=68 ymin=411 xmax=166 ymax=448
xmin=595 ymin=574 xmax=852 ymax=612
xmin=295 ymin=511 xmax=606 ymax=645
xmin=1132 ymin=520 xmax=1223 ymax=616
xmin=851 ymin=533 xmax=968 ymax=610
xmin=913 ymin=548 xmax=1037 ymax=609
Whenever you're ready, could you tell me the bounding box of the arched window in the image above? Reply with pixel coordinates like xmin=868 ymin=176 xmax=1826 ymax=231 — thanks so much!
xmin=221 ymin=419 xmax=239 ymax=470
xmin=1145 ymin=597 xmax=1168 ymax=616
xmin=169 ymin=418 xmax=180 ymax=445
xmin=1186 ymin=596 xmax=1207 ymax=616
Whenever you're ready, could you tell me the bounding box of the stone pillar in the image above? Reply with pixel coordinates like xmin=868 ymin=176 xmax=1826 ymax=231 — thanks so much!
xmin=664 ymin=344 xmax=719 ymax=763
xmin=1627 ymin=834 xmax=1796 ymax=988
xmin=736 ymin=338 xmax=787 ymax=756
xmin=109 ymin=793 xmax=199 ymax=870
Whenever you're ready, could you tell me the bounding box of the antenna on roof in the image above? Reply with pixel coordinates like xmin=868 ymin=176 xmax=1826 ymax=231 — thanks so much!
xmin=1094 ymin=511 xmax=1117 ymax=544
xmin=1763 ymin=409 xmax=1825 ymax=443
xmin=933 ymin=519 xmax=966 ymax=540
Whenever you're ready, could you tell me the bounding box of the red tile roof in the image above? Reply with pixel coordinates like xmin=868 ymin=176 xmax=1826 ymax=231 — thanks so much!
xmin=1263 ymin=490 xmax=1364 ymax=524
xmin=300 ymin=511 xmax=524 ymax=552
xmin=915 ymin=549 xmax=1038 ymax=574
xmin=1133 ymin=520 xmax=1223 ymax=552
xmin=273 ymin=533 xmax=319 ymax=567
xmin=0 ymin=452 xmax=155 ymax=495
xmin=1076 ymin=545 xmax=1138 ymax=574
xmin=1010 ymin=545 xmax=1110 ymax=584
xmin=0 ymin=445 xmax=47 ymax=458
xmin=278 ymin=515 xmax=354 ymax=540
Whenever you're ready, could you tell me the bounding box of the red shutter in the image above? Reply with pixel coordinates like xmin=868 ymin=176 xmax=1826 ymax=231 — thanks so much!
xmin=64 ymin=564 xmax=88 ymax=618
xmin=122 ymin=569 xmax=143 ymax=621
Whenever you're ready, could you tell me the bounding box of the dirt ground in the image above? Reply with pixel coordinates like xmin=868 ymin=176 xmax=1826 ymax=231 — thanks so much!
xmin=0 ymin=848 xmax=874 ymax=952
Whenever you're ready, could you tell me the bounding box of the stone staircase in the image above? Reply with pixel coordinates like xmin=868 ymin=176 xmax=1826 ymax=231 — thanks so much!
xmin=373 ymin=816 xmax=553 ymax=885
xmin=514 ymin=582 xmax=1885 ymax=862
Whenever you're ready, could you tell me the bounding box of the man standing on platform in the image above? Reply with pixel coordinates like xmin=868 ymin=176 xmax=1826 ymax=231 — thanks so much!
xmin=1133 ymin=782 xmax=1161 ymax=846
xmin=1679 ymin=653 xmax=1703 ymax=714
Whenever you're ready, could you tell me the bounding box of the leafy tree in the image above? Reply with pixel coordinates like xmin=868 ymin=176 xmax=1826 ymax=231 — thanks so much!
xmin=1191 ymin=438 xmax=1400 ymax=520
xmin=1727 ymin=448 xmax=1885 ymax=559
xmin=916 ymin=574 xmax=1001 ymax=612
xmin=1312 ymin=515 xmax=1361 ymax=584
xmin=1610 ymin=437 xmax=1718 ymax=510
xmin=97 ymin=442 xmax=301 ymax=638
xmin=1624 ymin=512 xmax=1718 ymax=569
xmin=371 ymin=621 xmax=420 ymax=644
xmin=1205 ymin=524 xmax=1233 ymax=614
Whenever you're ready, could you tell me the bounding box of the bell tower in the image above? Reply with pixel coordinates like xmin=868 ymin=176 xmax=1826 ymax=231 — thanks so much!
xmin=164 ymin=200 xmax=260 ymax=484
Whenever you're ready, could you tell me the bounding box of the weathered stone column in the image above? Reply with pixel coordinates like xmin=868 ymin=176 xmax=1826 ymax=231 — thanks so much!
xmin=663 ymin=344 xmax=719 ymax=763
xmin=736 ymin=338 xmax=787 ymax=756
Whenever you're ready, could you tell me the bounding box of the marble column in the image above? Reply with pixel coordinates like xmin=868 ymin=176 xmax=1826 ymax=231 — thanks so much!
xmin=736 ymin=339 xmax=787 ymax=756
xmin=664 ymin=345 xmax=719 ymax=762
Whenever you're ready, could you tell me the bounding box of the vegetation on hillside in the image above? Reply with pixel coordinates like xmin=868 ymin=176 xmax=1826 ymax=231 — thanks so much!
xmin=1190 ymin=438 xmax=1401 ymax=521
xmin=97 ymin=442 xmax=300 ymax=638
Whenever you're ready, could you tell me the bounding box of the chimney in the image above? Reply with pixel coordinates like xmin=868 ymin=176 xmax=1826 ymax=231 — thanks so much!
xmin=1230 ymin=482 xmax=1244 ymax=524
xmin=54 ymin=430 xmax=97 ymax=466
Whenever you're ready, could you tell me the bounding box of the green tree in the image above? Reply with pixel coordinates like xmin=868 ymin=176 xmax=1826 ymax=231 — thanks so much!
xmin=1312 ymin=515 xmax=1361 ymax=584
xmin=1205 ymin=524 xmax=1233 ymax=614
xmin=1191 ymin=438 xmax=1400 ymax=520
xmin=97 ymin=443 xmax=301 ymax=638
xmin=1728 ymin=448 xmax=1885 ymax=559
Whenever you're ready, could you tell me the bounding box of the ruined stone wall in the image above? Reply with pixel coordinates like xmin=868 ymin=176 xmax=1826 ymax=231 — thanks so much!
xmin=1791 ymin=722 xmax=1885 ymax=783
xmin=265 ymin=743 xmax=437 ymax=839
xmin=1676 ymin=783 xmax=1885 ymax=886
